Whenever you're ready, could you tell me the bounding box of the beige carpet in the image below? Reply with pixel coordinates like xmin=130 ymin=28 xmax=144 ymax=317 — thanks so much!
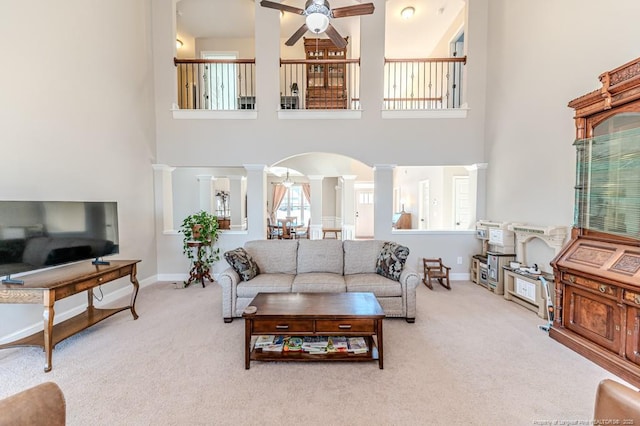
xmin=0 ymin=280 xmax=628 ymax=425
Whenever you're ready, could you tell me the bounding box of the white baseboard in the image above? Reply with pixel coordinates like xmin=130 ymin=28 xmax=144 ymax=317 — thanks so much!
xmin=0 ymin=275 xmax=157 ymax=345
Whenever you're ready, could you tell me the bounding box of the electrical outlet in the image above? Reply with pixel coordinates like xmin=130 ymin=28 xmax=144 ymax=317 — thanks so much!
xmin=457 ymin=256 xmax=463 ymax=265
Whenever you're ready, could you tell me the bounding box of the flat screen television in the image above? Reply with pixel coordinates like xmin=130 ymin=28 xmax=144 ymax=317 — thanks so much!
xmin=0 ymin=201 xmax=119 ymax=282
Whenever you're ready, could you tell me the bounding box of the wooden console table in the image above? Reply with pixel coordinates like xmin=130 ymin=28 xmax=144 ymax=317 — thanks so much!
xmin=0 ymin=259 xmax=141 ymax=372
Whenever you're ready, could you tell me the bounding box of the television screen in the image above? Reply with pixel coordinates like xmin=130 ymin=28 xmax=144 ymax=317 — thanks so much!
xmin=0 ymin=201 xmax=119 ymax=278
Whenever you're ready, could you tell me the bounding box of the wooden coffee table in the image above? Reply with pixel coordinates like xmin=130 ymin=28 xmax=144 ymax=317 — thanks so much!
xmin=243 ymin=292 xmax=385 ymax=369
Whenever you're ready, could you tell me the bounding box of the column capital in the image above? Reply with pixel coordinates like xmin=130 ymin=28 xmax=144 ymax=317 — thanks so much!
xmin=152 ymin=164 xmax=176 ymax=172
xmin=243 ymin=164 xmax=268 ymax=172
xmin=373 ymin=164 xmax=396 ymax=171
xmin=465 ymin=163 xmax=488 ymax=171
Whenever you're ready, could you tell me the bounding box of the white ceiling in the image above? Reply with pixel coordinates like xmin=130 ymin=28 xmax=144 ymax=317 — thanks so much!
xmin=176 ymin=0 xmax=465 ymax=56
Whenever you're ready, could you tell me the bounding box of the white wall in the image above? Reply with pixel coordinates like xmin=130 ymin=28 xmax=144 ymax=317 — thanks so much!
xmin=0 ymin=0 xmax=157 ymax=339
xmin=484 ymin=0 xmax=640 ymax=229
xmin=482 ymin=0 xmax=640 ymax=270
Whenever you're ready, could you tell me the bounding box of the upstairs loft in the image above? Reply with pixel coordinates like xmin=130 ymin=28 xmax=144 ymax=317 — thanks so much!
xmin=173 ymin=1 xmax=469 ymax=120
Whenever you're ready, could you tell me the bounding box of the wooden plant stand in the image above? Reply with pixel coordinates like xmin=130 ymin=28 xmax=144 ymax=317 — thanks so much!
xmin=185 ymin=241 xmax=213 ymax=287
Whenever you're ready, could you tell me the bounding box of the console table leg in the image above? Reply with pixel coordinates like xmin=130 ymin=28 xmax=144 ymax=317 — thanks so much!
xmin=43 ymin=292 xmax=55 ymax=373
xmin=129 ymin=266 xmax=140 ymax=320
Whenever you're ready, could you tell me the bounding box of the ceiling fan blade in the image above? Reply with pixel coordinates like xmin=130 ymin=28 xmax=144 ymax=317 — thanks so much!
xmin=285 ymin=23 xmax=309 ymax=46
xmin=331 ymin=3 xmax=375 ymax=19
xmin=324 ymin=24 xmax=347 ymax=49
xmin=260 ymin=0 xmax=304 ymax=15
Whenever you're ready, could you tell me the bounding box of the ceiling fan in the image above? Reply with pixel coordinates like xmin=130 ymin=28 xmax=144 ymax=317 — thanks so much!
xmin=260 ymin=0 xmax=375 ymax=49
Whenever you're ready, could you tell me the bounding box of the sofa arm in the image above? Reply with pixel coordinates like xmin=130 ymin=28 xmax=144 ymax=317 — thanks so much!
xmin=0 ymin=382 xmax=65 ymax=426
xmin=217 ymin=267 xmax=240 ymax=322
xmin=399 ymin=268 xmax=420 ymax=321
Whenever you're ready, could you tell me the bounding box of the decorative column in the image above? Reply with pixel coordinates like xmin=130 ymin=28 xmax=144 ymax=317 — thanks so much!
xmin=228 ymin=175 xmax=246 ymax=230
xmin=152 ymin=164 xmax=176 ymax=232
xmin=341 ymin=175 xmax=357 ymax=240
xmin=307 ymin=175 xmax=324 ymax=240
xmin=244 ymin=164 xmax=268 ymax=240
xmin=373 ymin=164 xmax=395 ymax=240
xmin=466 ymin=163 xmax=488 ymax=226
xmin=196 ymin=175 xmax=215 ymax=213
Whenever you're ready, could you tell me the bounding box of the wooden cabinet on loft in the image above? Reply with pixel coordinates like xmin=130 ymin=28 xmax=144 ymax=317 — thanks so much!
xmin=304 ymin=37 xmax=348 ymax=109
xmin=550 ymin=56 xmax=640 ymax=387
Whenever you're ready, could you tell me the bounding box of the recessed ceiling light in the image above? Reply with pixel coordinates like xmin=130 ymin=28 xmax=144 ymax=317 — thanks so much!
xmin=401 ymin=6 xmax=415 ymax=19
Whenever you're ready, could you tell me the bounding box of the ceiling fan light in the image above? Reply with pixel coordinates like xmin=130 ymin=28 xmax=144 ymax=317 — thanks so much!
xmin=306 ymin=12 xmax=330 ymax=34
xmin=401 ymin=6 xmax=415 ymax=20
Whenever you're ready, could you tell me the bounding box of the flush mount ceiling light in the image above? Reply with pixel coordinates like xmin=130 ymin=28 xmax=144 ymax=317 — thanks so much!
xmin=176 ymin=39 xmax=183 ymax=49
xmin=401 ymin=6 xmax=415 ymax=19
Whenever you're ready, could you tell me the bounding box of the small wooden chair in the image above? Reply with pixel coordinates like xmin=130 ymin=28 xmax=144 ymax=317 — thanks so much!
xmin=423 ymin=258 xmax=451 ymax=290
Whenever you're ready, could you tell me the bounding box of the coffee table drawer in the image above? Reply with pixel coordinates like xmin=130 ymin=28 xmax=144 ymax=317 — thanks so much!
xmin=252 ymin=319 xmax=314 ymax=333
xmin=315 ymin=319 xmax=375 ymax=333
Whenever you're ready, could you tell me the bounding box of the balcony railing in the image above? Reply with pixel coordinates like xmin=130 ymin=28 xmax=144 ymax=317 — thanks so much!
xmin=174 ymin=58 xmax=256 ymax=110
xmin=279 ymin=59 xmax=360 ymax=110
xmin=383 ymin=56 xmax=467 ymax=110
xmin=174 ymin=56 xmax=466 ymax=111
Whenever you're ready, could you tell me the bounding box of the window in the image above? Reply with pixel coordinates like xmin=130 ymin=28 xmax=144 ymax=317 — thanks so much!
xmin=276 ymin=185 xmax=310 ymax=224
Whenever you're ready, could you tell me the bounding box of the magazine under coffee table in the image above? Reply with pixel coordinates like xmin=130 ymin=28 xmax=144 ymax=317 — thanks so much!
xmin=243 ymin=292 xmax=385 ymax=369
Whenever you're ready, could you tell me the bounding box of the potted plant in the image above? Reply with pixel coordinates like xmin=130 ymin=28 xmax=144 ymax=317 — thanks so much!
xmin=179 ymin=210 xmax=221 ymax=287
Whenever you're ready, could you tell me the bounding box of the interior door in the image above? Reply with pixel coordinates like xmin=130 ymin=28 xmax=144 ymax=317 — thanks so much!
xmin=418 ymin=180 xmax=430 ymax=230
xmin=453 ymin=176 xmax=470 ymax=229
xmin=355 ymin=189 xmax=374 ymax=238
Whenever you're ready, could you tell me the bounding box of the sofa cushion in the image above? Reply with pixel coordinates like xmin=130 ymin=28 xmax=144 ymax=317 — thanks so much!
xmin=244 ymin=240 xmax=298 ymax=274
xmin=376 ymin=241 xmax=410 ymax=282
xmin=292 ymin=272 xmax=346 ymax=293
xmin=344 ymin=240 xmax=384 ymax=275
xmin=297 ymin=239 xmax=344 ymax=274
xmin=236 ymin=273 xmax=294 ymax=298
xmin=345 ymin=273 xmax=403 ymax=297
xmin=224 ymin=247 xmax=260 ymax=281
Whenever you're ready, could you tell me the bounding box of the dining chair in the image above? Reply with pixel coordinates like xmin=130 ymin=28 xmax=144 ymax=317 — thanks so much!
xmin=266 ymin=218 xmax=281 ymax=239
xmin=295 ymin=219 xmax=310 ymax=239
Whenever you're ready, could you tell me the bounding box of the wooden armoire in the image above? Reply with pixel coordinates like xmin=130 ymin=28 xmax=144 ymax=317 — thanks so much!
xmin=304 ymin=37 xmax=348 ymax=109
xmin=550 ymin=56 xmax=640 ymax=387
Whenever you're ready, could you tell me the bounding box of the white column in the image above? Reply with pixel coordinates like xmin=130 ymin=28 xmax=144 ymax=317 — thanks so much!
xmin=466 ymin=163 xmax=488 ymax=224
xmin=341 ymin=175 xmax=357 ymax=240
xmin=196 ymin=175 xmax=215 ymax=213
xmin=228 ymin=175 xmax=246 ymax=230
xmin=307 ymin=175 xmax=324 ymax=240
xmin=373 ymin=164 xmax=396 ymax=240
xmin=152 ymin=164 xmax=176 ymax=232
xmin=254 ymin=0 xmax=280 ymax=115
xmin=360 ymin=0 xmax=386 ymax=113
xmin=244 ymin=164 xmax=267 ymax=240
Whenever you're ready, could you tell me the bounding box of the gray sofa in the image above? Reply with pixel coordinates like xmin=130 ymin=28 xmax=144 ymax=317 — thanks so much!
xmin=217 ymin=239 xmax=419 ymax=323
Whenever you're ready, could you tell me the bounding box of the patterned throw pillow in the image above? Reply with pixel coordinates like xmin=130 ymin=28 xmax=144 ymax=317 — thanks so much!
xmin=224 ymin=247 xmax=260 ymax=282
xmin=376 ymin=241 xmax=410 ymax=282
